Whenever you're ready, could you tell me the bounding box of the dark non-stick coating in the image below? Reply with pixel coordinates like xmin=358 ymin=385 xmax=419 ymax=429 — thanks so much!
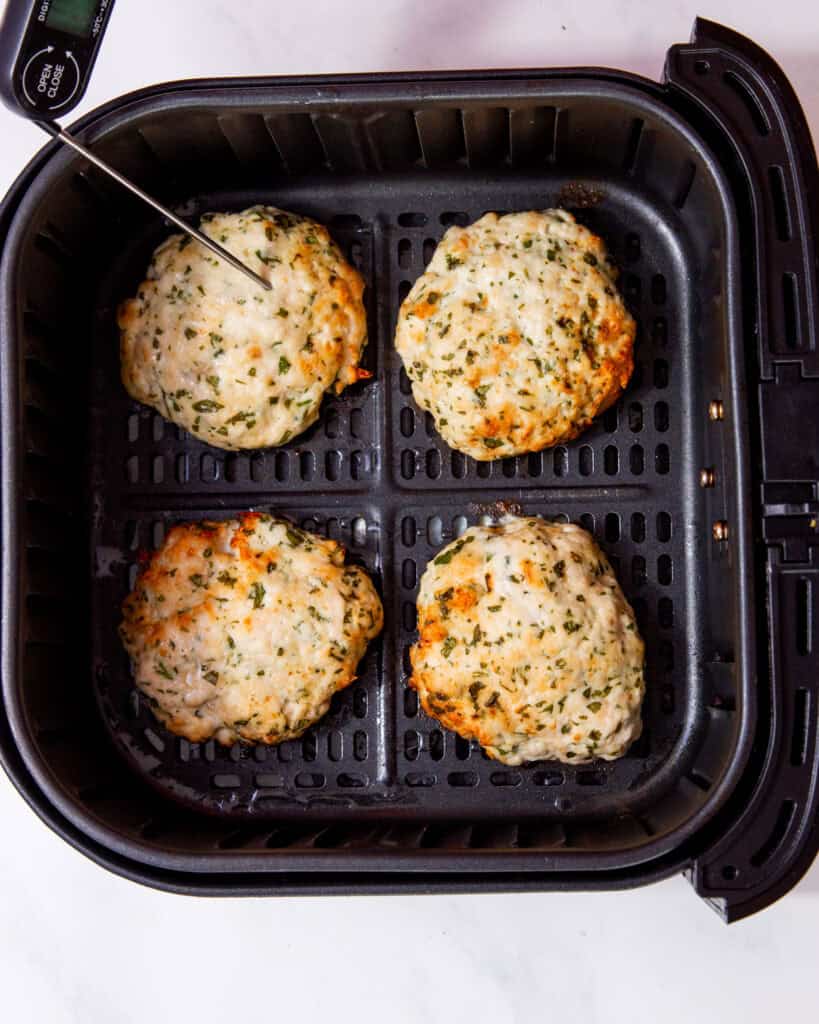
xmin=0 ymin=72 xmax=755 ymax=876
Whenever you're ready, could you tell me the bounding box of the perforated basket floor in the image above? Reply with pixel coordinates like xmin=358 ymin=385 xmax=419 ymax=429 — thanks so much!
xmin=88 ymin=161 xmax=745 ymax=831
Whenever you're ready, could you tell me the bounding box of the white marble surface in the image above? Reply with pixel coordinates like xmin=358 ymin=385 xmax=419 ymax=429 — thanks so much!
xmin=1 ymin=1 xmax=818 ymax=1020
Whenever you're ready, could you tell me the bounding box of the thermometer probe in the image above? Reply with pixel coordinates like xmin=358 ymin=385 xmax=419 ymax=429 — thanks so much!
xmin=0 ymin=0 xmax=271 ymax=291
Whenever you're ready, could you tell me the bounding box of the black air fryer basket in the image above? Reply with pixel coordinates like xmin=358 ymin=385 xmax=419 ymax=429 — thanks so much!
xmin=1 ymin=18 xmax=817 ymax=921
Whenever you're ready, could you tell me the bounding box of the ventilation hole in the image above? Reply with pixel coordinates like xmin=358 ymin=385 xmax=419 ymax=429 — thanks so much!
xmin=402 ymin=516 xmax=416 ymax=547
xmin=673 ymin=161 xmax=696 ymax=209
xmin=398 ymin=280 xmax=411 ymax=303
xmin=401 ymin=449 xmax=416 ymax=480
xmin=580 ymin=513 xmax=594 ymax=534
xmin=577 ymin=771 xmax=604 ymax=786
xmin=723 ymin=71 xmax=770 ymax=135
xmin=398 ymin=238 xmax=411 ymax=268
xmin=404 ymin=730 xmax=420 ymax=761
xmin=556 ymin=797 xmax=572 ymax=812
xmin=659 ymin=597 xmax=674 ymax=628
xmin=351 ymin=450 xmax=368 ymax=480
xmin=321 ymin=411 xmax=339 ymax=442
xmin=791 ymin=689 xmax=810 ymax=765
xmin=782 ymin=272 xmax=799 ymax=350
xmin=427 ymin=515 xmax=443 ymax=545
xmin=455 ymin=736 xmax=471 ymax=760
xmin=297 ymin=451 xmax=314 ymax=481
xmin=451 ymin=450 xmax=467 ymax=479
xmin=440 ymin=211 xmax=469 ymax=226
xmin=751 ymin=800 xmax=796 ymax=867
xmin=630 ymin=445 xmax=644 ymax=475
xmin=657 ymin=554 xmax=673 ymax=585
xmin=126 ymin=413 xmax=139 ymax=442
xmin=322 ymin=450 xmax=339 ymax=482
xmin=243 ymin=454 xmax=261 ymax=484
xmin=571 ymin=444 xmax=591 ymax=476
xmin=404 ymin=687 xmax=418 ymax=717
xmin=422 ymin=411 xmax=435 ymax=438
xmin=533 ymin=770 xmax=564 ymax=787
xmin=406 ymin=772 xmax=435 ymax=787
xmin=657 ymin=511 xmax=672 ymax=542
xmin=274 ymin=451 xmax=289 ymax=482
xmin=653 ymin=359 xmax=669 ymax=388
xmin=477 ymin=460 xmax=491 ymax=479
xmin=553 ymin=447 xmax=568 ymax=477
xmin=624 ymin=274 xmax=641 ymax=304
xmin=625 ymin=232 xmax=641 ymax=262
xmin=398 ymin=212 xmax=427 ymax=227
xmin=605 ymin=512 xmax=620 ymax=542
xmin=353 ymin=688 xmax=367 ymax=718
xmin=652 ymin=317 xmax=668 ymax=347
xmin=448 ymin=771 xmax=478 ymax=787
xmin=338 ymin=773 xmax=369 ymax=789
xmin=328 ymin=732 xmax=343 ymax=762
xmin=151 ymin=456 xmax=164 ymax=483
xmin=429 ymin=730 xmax=444 ymax=761
xmin=490 ymin=771 xmax=521 ymax=787
xmin=721 ymin=864 xmax=738 ymax=881
xmin=400 ymin=406 xmax=415 ymax=437
xmin=496 ymin=456 xmax=513 ymax=479
xmin=453 ymin=515 xmax=468 ymax=537
xmin=628 ymin=402 xmax=643 ymax=432
xmin=422 ymin=238 xmax=437 ymax=265
xmin=152 ymin=521 xmax=165 ymax=548
xmin=125 ymin=455 xmax=139 ymax=483
xmin=649 ymin=275 xmax=666 ymax=306
xmin=527 ymin=451 xmax=542 ymax=478
xmin=604 ymin=445 xmax=618 ymax=475
xmin=294 ymin=772 xmax=325 ymax=789
xmin=212 ymin=774 xmax=240 ymax=789
xmin=348 ymin=408 xmax=364 ymax=441
xmin=301 ymin=733 xmax=317 ymax=762
xmin=796 ymin=577 xmax=812 ymax=654
xmin=172 ymin=453 xmax=188 ymax=483
xmin=660 ymin=640 xmax=674 ymax=671
xmin=655 ymin=444 xmax=670 ymax=474
xmin=602 ymin=407 xmax=618 ymax=432
xmin=654 ymin=401 xmax=669 ymax=432
xmin=353 ymin=731 xmax=368 ymax=761
xmin=694 ymin=58 xmax=710 ymax=75
xmin=632 ymin=555 xmax=646 ymax=586
xmin=403 ymin=601 xmax=417 ymax=631
xmin=399 ymin=367 xmax=412 ymax=396
xmin=426 ymin=448 xmax=441 ymax=479
xmin=623 ymin=117 xmax=644 ymax=174
xmin=631 ymin=362 xmax=644 ymax=388
xmin=402 ymin=558 xmax=416 ymax=590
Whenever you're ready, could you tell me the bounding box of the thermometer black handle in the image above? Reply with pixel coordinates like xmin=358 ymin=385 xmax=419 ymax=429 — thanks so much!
xmin=0 ymin=0 xmax=115 ymax=118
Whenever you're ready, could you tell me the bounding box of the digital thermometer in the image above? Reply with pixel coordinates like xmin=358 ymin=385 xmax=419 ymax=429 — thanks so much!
xmin=0 ymin=0 xmax=271 ymax=290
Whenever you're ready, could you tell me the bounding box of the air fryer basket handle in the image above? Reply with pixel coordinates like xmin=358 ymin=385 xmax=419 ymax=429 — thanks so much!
xmin=666 ymin=18 xmax=819 ymax=921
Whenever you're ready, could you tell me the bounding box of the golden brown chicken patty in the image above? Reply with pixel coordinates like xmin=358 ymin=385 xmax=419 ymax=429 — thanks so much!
xmin=394 ymin=209 xmax=635 ymax=460
xmin=120 ymin=513 xmax=383 ymax=745
xmin=119 ymin=206 xmax=369 ymax=451
xmin=409 ymin=516 xmax=645 ymax=765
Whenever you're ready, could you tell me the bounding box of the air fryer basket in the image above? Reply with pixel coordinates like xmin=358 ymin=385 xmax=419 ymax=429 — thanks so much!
xmin=1 ymin=19 xmax=817 ymax=920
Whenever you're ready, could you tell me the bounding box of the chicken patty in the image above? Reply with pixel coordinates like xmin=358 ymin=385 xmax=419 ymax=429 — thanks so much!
xmin=120 ymin=513 xmax=383 ymax=745
xmin=409 ymin=515 xmax=644 ymax=765
xmin=394 ymin=209 xmax=635 ymax=460
xmin=119 ymin=206 xmax=369 ymax=451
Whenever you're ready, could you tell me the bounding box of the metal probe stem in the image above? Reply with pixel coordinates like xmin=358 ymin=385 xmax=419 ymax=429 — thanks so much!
xmin=36 ymin=120 xmax=272 ymax=292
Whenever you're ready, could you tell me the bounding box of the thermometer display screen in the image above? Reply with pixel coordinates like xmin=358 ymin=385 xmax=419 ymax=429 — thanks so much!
xmin=45 ymin=0 xmax=98 ymax=38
